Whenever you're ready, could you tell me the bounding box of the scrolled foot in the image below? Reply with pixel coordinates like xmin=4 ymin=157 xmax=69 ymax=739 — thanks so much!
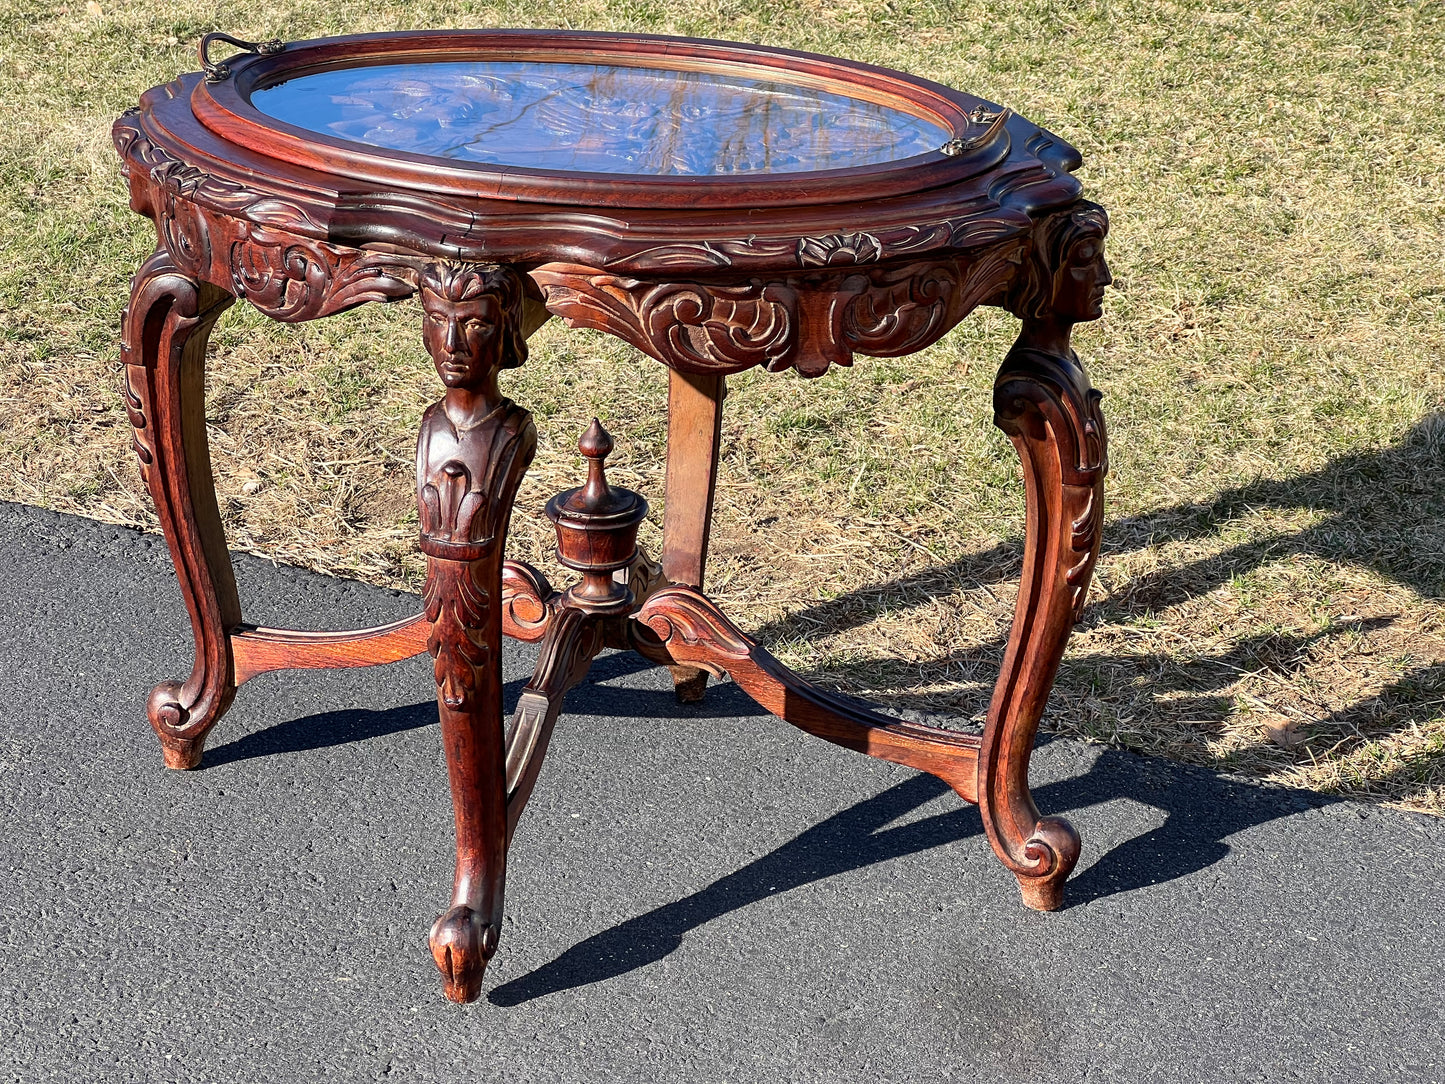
xmin=124 ymin=254 xmax=240 ymax=772
xmin=1013 ymin=816 xmax=1081 ymax=911
xmin=146 ymin=680 xmax=218 ymax=770
xmin=429 ymin=905 xmax=499 ymax=1003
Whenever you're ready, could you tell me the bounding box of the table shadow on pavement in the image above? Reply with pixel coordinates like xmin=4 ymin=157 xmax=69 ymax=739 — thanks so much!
xmin=485 ymin=734 xmax=1338 ymax=1004
xmin=196 ymin=656 xmax=1340 ymax=1009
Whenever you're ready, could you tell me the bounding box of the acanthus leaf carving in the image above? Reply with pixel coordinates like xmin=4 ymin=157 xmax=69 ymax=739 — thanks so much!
xmin=646 ymin=280 xmax=798 ymax=373
xmin=120 ymin=366 xmax=153 ymax=479
xmin=423 ymin=559 xmax=492 ymax=710
xmin=533 ymin=245 xmax=1025 ymax=377
xmin=115 ymin=118 xmax=322 ymax=233
xmin=227 ymin=227 xmax=418 ymax=323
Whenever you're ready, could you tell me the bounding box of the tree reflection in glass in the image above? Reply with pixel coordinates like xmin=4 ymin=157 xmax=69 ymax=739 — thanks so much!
xmin=251 ymin=61 xmax=953 ymax=175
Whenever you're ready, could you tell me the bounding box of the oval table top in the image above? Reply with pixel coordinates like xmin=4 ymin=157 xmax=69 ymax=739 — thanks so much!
xmin=117 ymin=31 xmax=1085 ymax=270
xmin=115 ymin=30 xmax=1100 ymax=376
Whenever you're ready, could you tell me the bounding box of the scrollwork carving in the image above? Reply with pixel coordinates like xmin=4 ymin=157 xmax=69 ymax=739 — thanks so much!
xmin=113 ymin=116 xmax=419 ymax=323
xmin=500 ymin=561 xmax=558 ymax=642
xmin=229 ymin=227 xmax=417 ymax=322
xmin=646 ymin=281 xmax=797 ymax=372
xmin=841 ymin=262 xmax=957 ymax=356
xmin=1066 ymin=485 xmax=1103 ymax=619
xmin=533 ymin=244 xmax=1026 ymax=376
xmin=637 ymin=585 xmax=753 ymax=661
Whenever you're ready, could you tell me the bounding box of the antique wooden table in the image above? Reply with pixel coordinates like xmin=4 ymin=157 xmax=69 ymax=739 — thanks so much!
xmin=115 ymin=29 xmax=1110 ymax=1003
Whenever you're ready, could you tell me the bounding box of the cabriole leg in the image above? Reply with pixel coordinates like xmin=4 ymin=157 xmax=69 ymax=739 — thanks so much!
xmin=122 ymin=249 xmax=239 ymax=770
xmin=981 ymin=202 xmax=1110 ymax=910
xmin=414 ymin=263 xmax=536 ymax=1002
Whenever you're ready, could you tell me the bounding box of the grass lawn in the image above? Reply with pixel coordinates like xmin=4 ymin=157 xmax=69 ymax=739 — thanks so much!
xmin=1 ymin=0 xmax=1441 ymax=809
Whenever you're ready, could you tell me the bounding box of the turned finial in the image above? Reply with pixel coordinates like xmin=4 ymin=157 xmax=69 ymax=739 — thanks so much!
xmin=577 ymin=418 xmax=615 ymax=512
xmin=545 ymin=420 xmax=649 ymax=614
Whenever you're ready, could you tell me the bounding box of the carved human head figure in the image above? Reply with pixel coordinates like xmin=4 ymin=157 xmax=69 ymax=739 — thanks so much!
xmin=1008 ymin=202 xmax=1111 ymax=323
xmin=419 ymin=262 xmax=528 ymax=389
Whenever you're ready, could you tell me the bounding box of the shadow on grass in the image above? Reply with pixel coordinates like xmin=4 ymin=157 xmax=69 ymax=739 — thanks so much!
xmin=208 ymin=415 xmax=1441 ymax=775
xmin=747 ymin=412 xmax=1445 ymax=790
xmin=489 ymin=743 xmax=1338 ymax=1005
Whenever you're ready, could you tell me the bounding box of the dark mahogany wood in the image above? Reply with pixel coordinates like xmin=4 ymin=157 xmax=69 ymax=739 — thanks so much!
xmin=115 ymin=30 xmax=1110 ymax=1003
xmin=545 ymin=420 xmax=650 ymax=614
xmin=229 ymin=559 xmax=557 ymax=685
xmin=633 ymin=586 xmax=981 ymax=802
xmin=499 ymin=560 xmax=558 ymax=642
xmin=413 ymin=262 xmax=537 ymax=1002
xmin=504 ymin=606 xmax=604 ymax=839
xmin=982 ymin=203 xmax=1109 ymax=910
xmin=195 ymin=31 xmax=1017 ymax=211
xmin=505 ymin=422 xmax=650 ymax=837
xmin=230 ymin=614 xmax=430 ymax=686
xmin=122 ymin=250 xmax=240 ymax=770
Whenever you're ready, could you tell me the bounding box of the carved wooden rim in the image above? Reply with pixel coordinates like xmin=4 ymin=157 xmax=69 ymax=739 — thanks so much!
xmin=191 ymin=29 xmax=1012 ymax=209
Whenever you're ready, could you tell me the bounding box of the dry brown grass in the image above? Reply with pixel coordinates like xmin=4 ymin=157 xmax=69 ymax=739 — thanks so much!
xmin=0 ymin=0 xmax=1441 ymax=809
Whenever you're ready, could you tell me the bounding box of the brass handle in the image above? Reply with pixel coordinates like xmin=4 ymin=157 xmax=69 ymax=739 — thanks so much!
xmin=199 ymin=32 xmax=284 ymax=83
xmin=940 ymin=105 xmax=1010 ymax=157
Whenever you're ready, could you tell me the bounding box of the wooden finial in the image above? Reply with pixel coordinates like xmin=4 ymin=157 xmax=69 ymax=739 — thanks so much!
xmin=545 ymin=419 xmax=649 ymax=613
xmin=577 ymin=418 xmax=614 ymax=512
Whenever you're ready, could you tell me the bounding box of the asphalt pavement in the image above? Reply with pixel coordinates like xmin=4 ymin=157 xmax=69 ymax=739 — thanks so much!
xmin=0 ymin=501 xmax=1440 ymax=1083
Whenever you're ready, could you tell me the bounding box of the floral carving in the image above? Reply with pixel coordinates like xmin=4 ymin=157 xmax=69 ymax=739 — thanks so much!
xmin=796 ymin=232 xmax=882 ymax=267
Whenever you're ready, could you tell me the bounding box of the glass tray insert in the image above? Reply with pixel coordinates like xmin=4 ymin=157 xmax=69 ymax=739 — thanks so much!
xmin=250 ymin=60 xmax=953 ymax=176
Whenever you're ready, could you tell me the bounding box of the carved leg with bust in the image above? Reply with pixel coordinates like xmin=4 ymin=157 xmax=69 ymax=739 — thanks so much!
xmin=977 ymin=202 xmax=1111 ymax=910
xmin=413 ymin=262 xmax=537 ymax=1002
xmin=122 ymin=249 xmax=240 ymax=770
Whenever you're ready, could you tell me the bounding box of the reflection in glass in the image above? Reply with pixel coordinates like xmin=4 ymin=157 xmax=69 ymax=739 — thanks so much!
xmin=251 ymin=60 xmax=952 ymax=176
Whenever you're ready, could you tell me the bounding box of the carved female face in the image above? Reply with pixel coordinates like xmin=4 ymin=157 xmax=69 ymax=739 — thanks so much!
xmin=1053 ymin=232 xmax=1112 ymax=322
xmin=422 ymin=292 xmax=502 ymax=388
